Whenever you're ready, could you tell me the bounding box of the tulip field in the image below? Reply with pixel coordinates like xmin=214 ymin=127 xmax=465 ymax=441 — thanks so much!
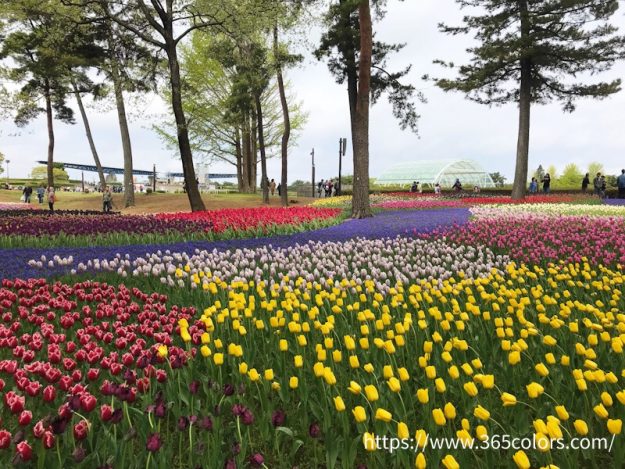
xmin=1 ymin=197 xmax=625 ymax=468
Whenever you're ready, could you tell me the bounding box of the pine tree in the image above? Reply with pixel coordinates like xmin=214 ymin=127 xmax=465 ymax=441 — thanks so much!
xmin=434 ymin=0 xmax=625 ymax=200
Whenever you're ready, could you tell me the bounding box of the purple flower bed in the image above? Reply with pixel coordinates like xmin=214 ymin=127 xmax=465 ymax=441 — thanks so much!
xmin=0 ymin=208 xmax=470 ymax=279
xmin=604 ymin=199 xmax=625 ymax=206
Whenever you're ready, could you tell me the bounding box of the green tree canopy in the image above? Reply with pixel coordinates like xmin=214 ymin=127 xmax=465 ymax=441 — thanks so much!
xmin=433 ymin=0 xmax=625 ymax=199
xmin=30 ymin=165 xmax=70 ymax=185
xmin=557 ymin=163 xmax=583 ymax=188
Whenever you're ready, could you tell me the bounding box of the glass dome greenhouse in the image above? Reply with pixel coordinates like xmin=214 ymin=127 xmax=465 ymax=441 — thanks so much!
xmin=376 ymin=159 xmax=496 ymax=188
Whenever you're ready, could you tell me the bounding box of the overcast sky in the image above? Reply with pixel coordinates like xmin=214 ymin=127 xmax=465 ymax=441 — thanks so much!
xmin=1 ymin=0 xmax=624 ymax=184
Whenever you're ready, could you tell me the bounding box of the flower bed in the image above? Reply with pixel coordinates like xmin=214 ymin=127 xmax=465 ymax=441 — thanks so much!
xmin=436 ymin=212 xmax=625 ymax=265
xmin=0 ymin=207 xmax=342 ymax=249
xmin=2 ymin=260 xmax=624 ymax=468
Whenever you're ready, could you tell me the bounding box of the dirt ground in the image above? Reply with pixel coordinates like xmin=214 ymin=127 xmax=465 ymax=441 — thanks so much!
xmin=0 ymin=190 xmax=315 ymax=214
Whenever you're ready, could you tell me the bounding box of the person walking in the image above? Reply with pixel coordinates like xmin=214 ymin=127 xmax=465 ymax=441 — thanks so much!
xmin=600 ymin=175 xmax=607 ymax=199
xmin=452 ymin=179 xmax=462 ymax=192
xmin=582 ymin=173 xmax=590 ymax=192
xmin=46 ymin=187 xmax=56 ymax=211
xmin=593 ymin=172 xmax=602 ymax=196
xmin=542 ymin=173 xmax=551 ymax=194
xmin=529 ymin=177 xmax=538 ymax=194
xmin=617 ymin=170 xmax=625 ymax=199
xmin=102 ymin=186 xmax=113 ymax=213
xmin=270 ymin=179 xmax=276 ymax=196
xmin=22 ymin=185 xmax=33 ymax=203
xmin=410 ymin=181 xmax=417 ymax=193
xmin=277 ymin=183 xmax=282 ymax=197
xmin=36 ymin=186 xmax=45 ymax=204
xmin=317 ymin=180 xmax=324 ymax=198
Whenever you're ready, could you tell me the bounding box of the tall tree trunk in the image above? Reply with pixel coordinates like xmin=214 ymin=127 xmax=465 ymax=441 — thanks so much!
xmin=512 ymin=0 xmax=531 ymax=201
xmin=254 ymin=94 xmax=269 ymax=204
xmin=44 ymin=82 xmax=55 ymax=188
xmin=274 ymin=24 xmax=290 ymax=207
xmin=108 ymin=37 xmax=135 ymax=207
xmin=241 ymin=112 xmax=252 ymax=193
xmin=251 ymin=107 xmax=258 ymax=193
xmin=72 ymin=81 xmax=106 ymax=189
xmin=235 ymin=127 xmax=244 ymax=191
xmin=166 ymin=41 xmax=205 ymax=211
xmin=351 ymin=1 xmax=373 ymax=219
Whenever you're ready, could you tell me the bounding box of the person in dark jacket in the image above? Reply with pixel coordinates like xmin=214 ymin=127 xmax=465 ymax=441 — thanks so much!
xmin=581 ymin=173 xmax=590 ymax=192
xmin=542 ymin=174 xmax=551 ymax=194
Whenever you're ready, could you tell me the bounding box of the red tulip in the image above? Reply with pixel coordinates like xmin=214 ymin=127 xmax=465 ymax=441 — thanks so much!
xmin=18 ymin=411 xmax=32 ymax=426
xmin=0 ymin=430 xmax=11 ymax=449
xmin=73 ymin=420 xmax=89 ymax=440
xmin=16 ymin=440 xmax=32 ymax=461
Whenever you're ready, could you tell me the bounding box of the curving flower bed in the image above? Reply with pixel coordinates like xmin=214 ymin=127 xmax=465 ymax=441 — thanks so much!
xmin=0 ymin=207 xmax=342 ymax=249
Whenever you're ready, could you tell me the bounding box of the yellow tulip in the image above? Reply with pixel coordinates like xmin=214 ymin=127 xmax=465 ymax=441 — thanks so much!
xmin=476 ymin=425 xmax=488 ymax=441
xmin=425 ymin=366 xmax=437 ymax=379
xmin=607 ymin=419 xmax=623 ymax=435
xmin=352 ymin=406 xmax=367 ymax=423
xmin=508 ymin=351 xmax=521 ymax=365
xmin=574 ymin=419 xmax=589 ymax=436
xmin=444 ymin=402 xmax=456 ymax=419
xmin=334 ymin=396 xmax=346 ymax=412
xmin=375 ymin=408 xmax=393 ymax=422
xmin=289 ymin=377 xmax=298 ymax=389
xmin=435 ymin=378 xmax=447 ymax=393
xmin=593 ymin=403 xmax=609 ymax=419
xmin=501 ymin=392 xmax=517 ymax=407
xmin=415 ymin=452 xmax=427 ymax=469
xmin=474 ymin=405 xmax=490 ymax=421
xmin=238 ymin=362 xmax=248 ymax=374
xmin=156 ymin=345 xmax=168 ymax=358
xmin=388 ymin=377 xmax=401 ymax=393
xmin=555 ymin=405 xmax=569 ymax=421
xmin=398 ymin=421 xmax=409 ymax=439
xmin=526 ymin=382 xmax=544 ymax=399
xmin=364 ymin=385 xmax=379 ymax=402
xmin=464 ymin=382 xmax=479 ymax=397
xmin=416 ymin=388 xmax=429 ymax=404
xmin=213 ymin=353 xmax=224 ymax=365
xmin=601 ymin=392 xmax=614 ymax=407
xmin=200 ymin=345 xmax=211 ymax=358
xmin=512 ymin=450 xmax=531 ymax=469
xmin=432 ymin=408 xmax=446 ymax=426
xmin=348 ymin=381 xmax=362 ymax=395
xmin=535 ymin=363 xmax=549 ymax=377
xmin=414 ymin=429 xmax=428 ymax=448
xmin=248 ymin=368 xmax=260 ymax=381
xmin=363 ymin=432 xmax=376 ymax=451
xmin=294 ymin=355 xmax=303 ymax=368
xmin=442 ymin=454 xmax=459 ymax=469
xmin=264 ymin=369 xmax=274 ymax=381
xmin=398 ymin=367 xmax=410 ymax=381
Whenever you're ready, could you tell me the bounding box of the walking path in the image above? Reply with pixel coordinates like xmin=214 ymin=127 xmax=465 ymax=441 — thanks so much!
xmin=0 ymin=208 xmax=470 ymax=279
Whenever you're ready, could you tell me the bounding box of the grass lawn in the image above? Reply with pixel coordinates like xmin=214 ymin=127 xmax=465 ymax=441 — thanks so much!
xmin=0 ymin=189 xmax=314 ymax=214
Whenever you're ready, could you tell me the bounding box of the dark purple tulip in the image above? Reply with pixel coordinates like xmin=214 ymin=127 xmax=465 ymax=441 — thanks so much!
xmin=231 ymin=404 xmax=245 ymax=417
xmin=249 ymin=453 xmax=264 ymax=467
xmin=72 ymin=446 xmax=86 ymax=463
xmin=154 ymin=401 xmax=166 ymax=418
xmin=110 ymin=408 xmax=123 ymax=424
xmin=231 ymin=442 xmax=240 ymax=455
xmin=146 ymin=433 xmax=162 ymax=452
xmin=309 ymin=422 xmax=321 ymax=438
xmin=224 ymin=459 xmax=237 ymax=469
xmin=271 ymin=410 xmax=286 ymax=427
xmin=241 ymin=409 xmax=254 ymax=426
xmin=189 ymin=380 xmax=200 ymax=395
xmin=51 ymin=416 xmax=70 ymax=435
xmin=223 ymin=383 xmax=235 ymax=396
xmin=199 ymin=416 xmax=213 ymax=431
xmin=123 ymin=369 xmax=136 ymax=385
xmin=68 ymin=395 xmax=81 ymax=411
xmin=177 ymin=416 xmax=189 ymax=431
